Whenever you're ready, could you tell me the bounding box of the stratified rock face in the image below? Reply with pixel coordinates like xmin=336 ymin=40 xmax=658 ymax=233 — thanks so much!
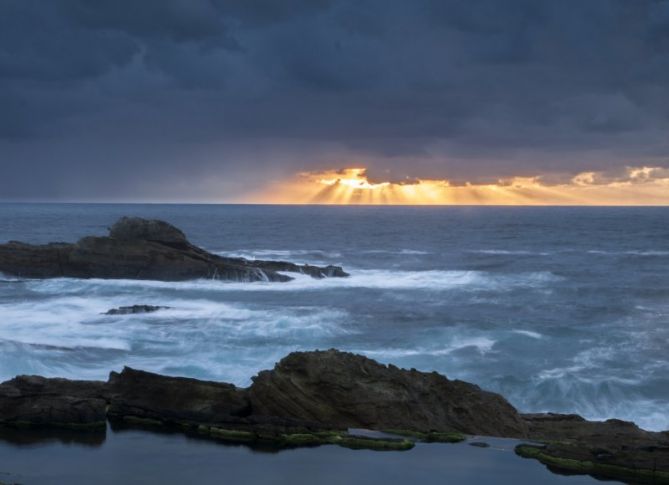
xmin=0 ymin=376 xmax=107 ymax=429
xmin=248 ymin=349 xmax=528 ymax=437
xmin=0 ymin=217 xmax=348 ymax=282
xmin=107 ymin=367 xmax=250 ymax=424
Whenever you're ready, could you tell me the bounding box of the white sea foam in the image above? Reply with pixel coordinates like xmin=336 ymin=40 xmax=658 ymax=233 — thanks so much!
xmin=26 ymin=269 xmax=562 ymax=295
xmin=213 ymin=249 xmax=343 ymax=261
xmin=515 ymin=369 xmax=669 ymax=431
xmin=0 ymin=295 xmax=349 ymax=353
xmin=511 ymin=329 xmax=543 ymax=339
xmin=0 ymin=272 xmax=21 ymax=282
xmin=360 ymin=249 xmax=430 ymax=255
xmin=587 ymin=250 xmax=669 ymax=256
xmin=356 ymin=337 xmax=498 ymax=359
xmin=469 ymin=249 xmax=551 ymax=256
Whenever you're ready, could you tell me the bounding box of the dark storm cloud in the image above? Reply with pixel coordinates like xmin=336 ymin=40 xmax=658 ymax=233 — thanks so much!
xmin=1 ymin=0 xmax=669 ymax=200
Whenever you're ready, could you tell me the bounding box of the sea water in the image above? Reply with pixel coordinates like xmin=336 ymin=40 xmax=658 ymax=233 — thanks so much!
xmin=0 ymin=203 xmax=667 ymax=431
xmin=0 ymin=427 xmax=599 ymax=485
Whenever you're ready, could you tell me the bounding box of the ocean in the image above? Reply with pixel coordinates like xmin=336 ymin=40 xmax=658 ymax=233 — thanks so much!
xmin=1 ymin=203 xmax=668 ymax=432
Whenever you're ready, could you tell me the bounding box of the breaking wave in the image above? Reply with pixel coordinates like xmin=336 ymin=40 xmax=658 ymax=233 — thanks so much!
xmin=23 ymin=269 xmax=562 ymax=295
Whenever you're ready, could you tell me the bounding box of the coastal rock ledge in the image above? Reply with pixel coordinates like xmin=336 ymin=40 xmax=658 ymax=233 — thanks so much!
xmin=1 ymin=349 xmax=668 ymax=483
xmin=0 ymin=216 xmax=348 ymax=282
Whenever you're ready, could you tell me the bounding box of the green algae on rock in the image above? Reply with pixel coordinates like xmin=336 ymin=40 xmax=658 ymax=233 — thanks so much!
xmin=516 ymin=444 xmax=669 ymax=485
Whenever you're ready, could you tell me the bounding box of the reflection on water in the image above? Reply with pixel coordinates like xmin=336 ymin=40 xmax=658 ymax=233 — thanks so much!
xmin=0 ymin=425 xmax=605 ymax=485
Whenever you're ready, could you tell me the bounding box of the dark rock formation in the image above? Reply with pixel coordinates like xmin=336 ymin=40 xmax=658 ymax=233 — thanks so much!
xmin=1 ymin=349 xmax=668 ymax=482
xmin=0 ymin=216 xmax=348 ymax=282
xmin=517 ymin=413 xmax=669 ymax=483
xmin=104 ymin=305 xmax=169 ymax=315
xmin=0 ymin=375 xmax=107 ymax=429
xmin=109 ymin=217 xmax=187 ymax=244
xmin=0 ymin=350 xmax=520 ymax=442
xmin=249 ymin=349 xmax=528 ymax=438
xmin=106 ymin=367 xmax=251 ymax=425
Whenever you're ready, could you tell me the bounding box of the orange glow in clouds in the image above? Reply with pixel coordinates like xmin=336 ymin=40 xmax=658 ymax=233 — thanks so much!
xmin=248 ymin=166 xmax=669 ymax=205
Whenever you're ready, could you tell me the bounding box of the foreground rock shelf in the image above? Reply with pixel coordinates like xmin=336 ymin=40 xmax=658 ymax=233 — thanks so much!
xmin=0 ymin=216 xmax=348 ymax=282
xmin=1 ymin=349 xmax=668 ymax=483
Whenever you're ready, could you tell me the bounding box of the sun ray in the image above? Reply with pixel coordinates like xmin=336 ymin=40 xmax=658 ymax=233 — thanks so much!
xmin=248 ymin=166 xmax=669 ymax=205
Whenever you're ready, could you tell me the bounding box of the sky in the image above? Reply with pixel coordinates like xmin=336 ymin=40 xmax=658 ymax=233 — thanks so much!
xmin=1 ymin=0 xmax=669 ymax=204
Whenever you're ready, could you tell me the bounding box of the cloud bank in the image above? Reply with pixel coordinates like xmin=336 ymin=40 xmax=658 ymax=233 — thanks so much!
xmin=1 ymin=0 xmax=669 ymax=201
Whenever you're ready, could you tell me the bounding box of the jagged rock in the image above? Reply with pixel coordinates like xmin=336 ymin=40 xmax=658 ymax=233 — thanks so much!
xmin=2 ymin=349 xmax=668 ymax=483
xmin=0 ymin=217 xmax=348 ymax=282
xmin=517 ymin=412 xmax=669 ymax=482
xmin=106 ymin=367 xmax=251 ymax=424
xmin=104 ymin=305 xmax=169 ymax=315
xmin=109 ymin=217 xmax=188 ymax=245
xmin=0 ymin=350 xmax=526 ymax=438
xmin=248 ymin=349 xmax=528 ymax=438
xmin=0 ymin=375 xmax=107 ymax=429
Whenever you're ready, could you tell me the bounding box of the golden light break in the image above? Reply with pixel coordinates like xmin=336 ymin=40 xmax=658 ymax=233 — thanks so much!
xmin=246 ymin=166 xmax=669 ymax=205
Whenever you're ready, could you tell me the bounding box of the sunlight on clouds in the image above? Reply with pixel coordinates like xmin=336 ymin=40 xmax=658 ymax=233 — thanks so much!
xmin=246 ymin=166 xmax=669 ymax=205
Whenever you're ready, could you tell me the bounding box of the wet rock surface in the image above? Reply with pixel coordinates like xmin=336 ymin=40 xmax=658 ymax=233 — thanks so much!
xmin=104 ymin=305 xmax=170 ymax=315
xmin=0 ymin=350 xmax=516 ymax=441
xmin=0 ymin=217 xmax=348 ymax=282
xmin=249 ymin=350 xmax=528 ymax=438
xmin=106 ymin=367 xmax=252 ymax=425
xmin=517 ymin=413 xmax=669 ymax=484
xmin=1 ymin=350 xmax=668 ymax=483
xmin=0 ymin=376 xmax=107 ymax=429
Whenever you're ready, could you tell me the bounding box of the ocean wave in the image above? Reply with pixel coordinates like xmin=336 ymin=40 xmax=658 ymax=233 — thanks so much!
xmin=26 ymin=270 xmax=562 ymax=294
xmin=587 ymin=250 xmax=669 ymax=256
xmin=354 ymin=337 xmax=498 ymax=359
xmin=0 ymin=272 xmax=22 ymax=282
xmin=212 ymin=249 xmax=343 ymax=261
xmin=512 ymin=373 xmax=669 ymax=431
xmin=468 ymin=249 xmax=551 ymax=256
xmin=359 ymin=249 xmax=430 ymax=255
xmin=0 ymin=296 xmax=350 ymax=353
xmin=511 ymin=329 xmax=543 ymax=339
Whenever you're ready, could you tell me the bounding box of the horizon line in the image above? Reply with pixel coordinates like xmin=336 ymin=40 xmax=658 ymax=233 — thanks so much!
xmin=1 ymin=201 xmax=669 ymax=208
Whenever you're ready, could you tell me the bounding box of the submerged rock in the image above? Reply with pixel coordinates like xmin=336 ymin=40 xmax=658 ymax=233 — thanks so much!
xmin=104 ymin=305 xmax=169 ymax=315
xmin=0 ymin=217 xmax=348 ymax=282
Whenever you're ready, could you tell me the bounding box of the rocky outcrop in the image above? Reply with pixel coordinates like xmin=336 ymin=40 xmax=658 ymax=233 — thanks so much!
xmin=0 ymin=350 xmax=520 ymax=441
xmin=104 ymin=305 xmax=169 ymax=315
xmin=1 ymin=349 xmax=668 ymax=482
xmin=0 ymin=217 xmax=348 ymax=282
xmin=106 ymin=367 xmax=251 ymax=425
xmin=517 ymin=413 xmax=669 ymax=484
xmin=249 ymin=350 xmax=528 ymax=438
xmin=0 ymin=375 xmax=107 ymax=429
xmin=108 ymin=217 xmax=188 ymax=244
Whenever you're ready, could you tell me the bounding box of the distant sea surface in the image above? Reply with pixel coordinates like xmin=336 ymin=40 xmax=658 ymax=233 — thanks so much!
xmin=1 ymin=204 xmax=668 ymax=431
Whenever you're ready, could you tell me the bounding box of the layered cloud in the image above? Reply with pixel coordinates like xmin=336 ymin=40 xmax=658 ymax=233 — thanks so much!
xmin=250 ymin=166 xmax=669 ymax=205
xmin=1 ymin=1 xmax=669 ymax=201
